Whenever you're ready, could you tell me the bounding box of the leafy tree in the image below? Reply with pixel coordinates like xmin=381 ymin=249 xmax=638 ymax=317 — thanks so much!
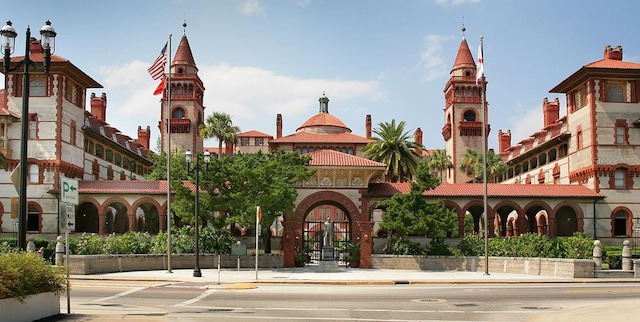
xmin=362 ymin=119 xmax=422 ymax=182
xmin=377 ymin=170 xmax=457 ymax=252
xmin=199 ymin=112 xmax=241 ymax=157
xmin=426 ymin=149 xmax=452 ymax=183
xmin=201 ymin=150 xmax=315 ymax=253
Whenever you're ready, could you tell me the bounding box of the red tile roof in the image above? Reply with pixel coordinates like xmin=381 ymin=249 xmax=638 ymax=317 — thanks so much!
xmin=452 ymin=38 xmax=476 ymax=71
xmin=297 ymin=113 xmax=350 ymax=132
xmin=306 ymin=149 xmax=386 ymax=167
xmin=271 ymin=131 xmax=372 ymax=144
xmin=368 ymin=182 xmax=604 ymax=198
xmin=585 ymin=59 xmax=640 ymax=69
xmin=551 ymin=58 xmax=640 ymax=93
xmin=79 ymin=180 xmax=170 ymax=194
xmin=238 ymin=130 xmax=273 ymax=138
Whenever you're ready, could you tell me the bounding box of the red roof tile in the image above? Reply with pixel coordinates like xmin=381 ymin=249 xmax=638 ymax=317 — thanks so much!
xmin=79 ymin=180 xmax=169 ymax=194
xmin=297 ymin=113 xmax=350 ymax=132
xmin=306 ymin=149 xmax=386 ymax=167
xmin=585 ymin=59 xmax=640 ymax=69
xmin=271 ymin=131 xmax=372 ymax=144
xmin=238 ymin=130 xmax=273 ymax=138
xmin=368 ymin=182 xmax=604 ymax=198
xmin=452 ymin=38 xmax=476 ymax=71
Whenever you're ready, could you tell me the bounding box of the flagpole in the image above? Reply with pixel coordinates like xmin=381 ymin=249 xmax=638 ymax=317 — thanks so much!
xmin=479 ymin=35 xmax=490 ymax=276
xmin=166 ymin=34 xmax=173 ymax=274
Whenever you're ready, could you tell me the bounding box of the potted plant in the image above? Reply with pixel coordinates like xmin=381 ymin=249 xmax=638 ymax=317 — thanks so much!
xmin=294 ymin=253 xmax=310 ymax=267
xmin=346 ymin=241 xmax=360 ymax=268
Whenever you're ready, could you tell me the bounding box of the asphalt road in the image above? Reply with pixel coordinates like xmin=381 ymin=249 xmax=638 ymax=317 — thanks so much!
xmin=41 ymin=280 xmax=640 ymax=321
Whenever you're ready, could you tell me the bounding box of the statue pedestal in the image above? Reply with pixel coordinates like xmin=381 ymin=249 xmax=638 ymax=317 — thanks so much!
xmin=317 ymin=246 xmax=339 ymax=272
xmin=321 ymin=246 xmax=335 ymax=261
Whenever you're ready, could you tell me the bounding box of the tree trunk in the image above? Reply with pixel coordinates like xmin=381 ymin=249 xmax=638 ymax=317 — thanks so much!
xmin=262 ymin=227 xmax=272 ymax=254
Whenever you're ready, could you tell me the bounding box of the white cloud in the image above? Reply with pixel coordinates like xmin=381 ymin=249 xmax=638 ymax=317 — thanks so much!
xmin=94 ymin=60 xmax=384 ymax=151
xmin=239 ymin=0 xmax=265 ymax=16
xmin=504 ymin=104 xmax=544 ymax=146
xmin=419 ymin=34 xmax=454 ymax=82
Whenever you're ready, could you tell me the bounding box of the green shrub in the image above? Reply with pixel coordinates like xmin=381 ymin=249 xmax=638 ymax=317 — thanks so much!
xmin=0 ymin=252 xmax=66 ymax=302
xmin=456 ymin=234 xmax=484 ymax=256
xmin=104 ymin=232 xmax=152 ymax=254
xmin=384 ymin=237 xmax=424 ymax=255
xmin=75 ymin=233 xmax=105 ymax=254
xmin=426 ymin=237 xmax=452 ymax=256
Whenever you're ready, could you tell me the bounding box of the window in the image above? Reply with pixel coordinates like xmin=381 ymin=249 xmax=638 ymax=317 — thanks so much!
xmin=30 ymin=78 xmax=46 ymax=96
xmin=539 ymin=154 xmax=547 ymax=166
xmin=607 ymin=85 xmax=625 ymax=102
xmin=28 ymin=163 xmax=39 ymax=184
xmin=615 ymin=120 xmax=628 ymax=145
xmin=463 ymin=110 xmax=476 ymax=122
xmin=576 ymin=131 xmax=583 ymax=150
xmin=549 ymin=149 xmax=557 ymax=162
xmin=114 ymin=154 xmax=122 ymax=167
xmin=241 ymin=138 xmax=249 ymax=146
xmin=70 ymin=122 xmax=76 ymax=146
xmin=64 ymin=80 xmax=81 ymax=106
xmin=28 ymin=114 xmax=38 ymax=139
xmin=27 ymin=206 xmax=40 ymax=232
xmin=614 ymin=169 xmax=627 ymax=189
xmin=613 ymin=211 xmax=629 ymax=237
xmin=95 ymin=144 xmax=104 ymax=158
xmin=172 ymin=108 xmax=186 ymax=119
xmin=0 ymin=123 xmax=6 ymax=149
xmin=255 ymin=138 xmax=264 ymax=146
xmin=105 ymin=149 xmax=113 ymax=162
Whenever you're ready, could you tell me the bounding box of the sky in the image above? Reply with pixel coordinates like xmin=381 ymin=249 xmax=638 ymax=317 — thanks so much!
xmin=5 ymin=0 xmax=640 ymax=153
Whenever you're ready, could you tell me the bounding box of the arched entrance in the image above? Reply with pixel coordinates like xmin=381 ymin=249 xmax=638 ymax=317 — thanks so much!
xmin=303 ymin=202 xmax=351 ymax=265
xmin=556 ymin=205 xmax=578 ymax=236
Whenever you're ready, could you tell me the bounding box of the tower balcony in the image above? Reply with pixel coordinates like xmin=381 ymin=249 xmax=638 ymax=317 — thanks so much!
xmin=458 ymin=121 xmax=490 ymax=136
xmin=442 ymin=123 xmax=452 ymax=141
xmin=168 ymin=118 xmax=192 ymax=134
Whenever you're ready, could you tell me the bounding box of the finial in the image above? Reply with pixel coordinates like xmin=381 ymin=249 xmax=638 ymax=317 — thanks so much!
xmin=183 ymin=13 xmax=187 ymax=35
xmin=461 ymin=16 xmax=466 ymax=39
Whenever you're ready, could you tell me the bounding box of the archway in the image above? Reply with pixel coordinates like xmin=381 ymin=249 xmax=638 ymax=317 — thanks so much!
xmin=555 ymin=205 xmax=578 ymax=236
xmin=76 ymin=202 xmax=99 ymax=233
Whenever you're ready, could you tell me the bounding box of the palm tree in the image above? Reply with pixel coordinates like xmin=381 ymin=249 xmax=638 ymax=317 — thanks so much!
xmin=459 ymin=148 xmax=507 ymax=183
xmin=426 ymin=149 xmax=452 ymax=182
xmin=362 ymin=119 xmax=422 ymax=182
xmin=199 ymin=112 xmax=241 ymax=158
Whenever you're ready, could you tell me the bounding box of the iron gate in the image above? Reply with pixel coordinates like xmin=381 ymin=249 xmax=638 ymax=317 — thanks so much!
xmin=303 ymin=219 xmax=350 ymax=266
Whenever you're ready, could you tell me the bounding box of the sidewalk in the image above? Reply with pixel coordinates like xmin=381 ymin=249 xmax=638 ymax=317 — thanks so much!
xmin=69 ymin=267 xmax=639 ymax=285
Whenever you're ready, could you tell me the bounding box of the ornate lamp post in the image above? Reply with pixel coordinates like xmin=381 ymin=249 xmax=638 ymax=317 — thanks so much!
xmin=185 ymin=150 xmax=210 ymax=277
xmin=1 ymin=21 xmax=57 ymax=250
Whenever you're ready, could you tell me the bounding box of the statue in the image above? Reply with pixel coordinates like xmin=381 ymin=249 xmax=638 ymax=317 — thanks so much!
xmin=323 ymin=218 xmax=333 ymax=247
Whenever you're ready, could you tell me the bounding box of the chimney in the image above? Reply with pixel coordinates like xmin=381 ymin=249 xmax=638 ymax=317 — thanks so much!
xmin=225 ymin=141 xmax=233 ymax=155
xmin=498 ymin=129 xmax=511 ymax=153
xmin=29 ymin=38 xmax=44 ymax=54
xmin=604 ymin=45 xmax=623 ymax=60
xmin=137 ymin=126 xmax=150 ymax=150
xmin=414 ymin=127 xmax=423 ymax=154
xmin=543 ymin=97 xmax=560 ymax=128
xmin=365 ymin=114 xmax=372 ymax=139
xmin=90 ymin=92 xmax=107 ymax=122
xmin=276 ymin=114 xmax=283 ymax=139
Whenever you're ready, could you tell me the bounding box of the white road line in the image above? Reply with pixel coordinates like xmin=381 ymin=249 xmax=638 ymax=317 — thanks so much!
xmin=174 ymin=289 xmax=217 ymax=306
xmin=93 ymin=286 xmax=146 ymax=303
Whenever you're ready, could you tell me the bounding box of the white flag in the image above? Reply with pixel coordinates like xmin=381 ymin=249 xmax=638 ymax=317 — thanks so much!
xmin=476 ymin=38 xmax=484 ymax=84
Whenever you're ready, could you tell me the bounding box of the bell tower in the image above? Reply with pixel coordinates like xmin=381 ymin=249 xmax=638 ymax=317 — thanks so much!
xmin=159 ymin=26 xmax=205 ymax=155
xmin=442 ymin=27 xmax=488 ymax=183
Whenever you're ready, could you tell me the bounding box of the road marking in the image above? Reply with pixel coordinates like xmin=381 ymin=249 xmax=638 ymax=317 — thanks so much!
xmin=174 ymin=289 xmax=217 ymax=306
xmin=93 ymin=286 xmax=146 ymax=303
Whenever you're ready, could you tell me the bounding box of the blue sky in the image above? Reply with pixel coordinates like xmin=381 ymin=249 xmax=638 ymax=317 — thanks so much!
xmin=5 ymin=0 xmax=640 ymax=153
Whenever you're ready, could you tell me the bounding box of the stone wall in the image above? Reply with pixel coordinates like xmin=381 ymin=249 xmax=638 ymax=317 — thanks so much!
xmin=371 ymin=255 xmax=594 ymax=278
xmin=68 ymin=254 xmax=283 ymax=275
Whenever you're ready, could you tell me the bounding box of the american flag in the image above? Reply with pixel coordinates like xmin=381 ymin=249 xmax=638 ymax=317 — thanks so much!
xmin=147 ymin=42 xmax=167 ymax=80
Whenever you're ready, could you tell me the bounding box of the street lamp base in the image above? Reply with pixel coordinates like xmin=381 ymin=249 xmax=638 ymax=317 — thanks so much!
xmin=193 ymin=270 xmax=202 ymax=277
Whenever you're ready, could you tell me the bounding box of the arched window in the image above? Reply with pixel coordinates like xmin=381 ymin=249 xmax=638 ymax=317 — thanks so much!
xmin=549 ymin=149 xmax=557 ymax=161
xmin=607 ymin=85 xmax=625 ymax=102
xmin=613 ymin=210 xmax=629 ymax=237
xmin=27 ymin=205 xmax=40 ymax=232
xmin=530 ymin=157 xmax=538 ymax=169
xmin=463 ymin=110 xmax=476 ymax=122
xmin=522 ymin=161 xmax=529 ymax=172
xmin=539 ymin=153 xmax=547 ymax=166
xmin=172 ymin=107 xmax=186 ymax=119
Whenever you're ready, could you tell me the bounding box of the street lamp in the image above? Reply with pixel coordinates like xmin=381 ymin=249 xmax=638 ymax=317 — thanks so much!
xmin=1 ymin=20 xmax=57 ymax=250
xmin=185 ymin=150 xmax=210 ymax=277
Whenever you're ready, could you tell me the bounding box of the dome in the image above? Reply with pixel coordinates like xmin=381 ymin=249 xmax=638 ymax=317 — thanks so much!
xmin=296 ymin=113 xmax=351 ymax=134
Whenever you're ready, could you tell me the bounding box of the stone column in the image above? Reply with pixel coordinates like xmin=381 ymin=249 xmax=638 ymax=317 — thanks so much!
xmin=622 ymin=240 xmax=632 ymax=271
xmin=159 ymin=212 xmax=167 ymax=232
xmin=98 ymin=210 xmax=106 ymax=235
xmin=55 ymin=236 xmax=65 ymax=266
xmin=128 ymin=211 xmax=137 ymax=232
xmin=593 ymin=240 xmax=602 ymax=270
xmin=357 ymin=221 xmax=374 ymax=269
